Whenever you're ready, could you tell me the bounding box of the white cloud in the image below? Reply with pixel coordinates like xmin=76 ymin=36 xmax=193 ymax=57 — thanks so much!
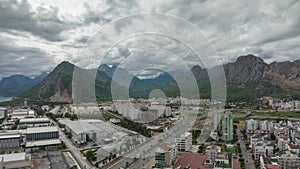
xmin=0 ymin=0 xmax=299 ymax=78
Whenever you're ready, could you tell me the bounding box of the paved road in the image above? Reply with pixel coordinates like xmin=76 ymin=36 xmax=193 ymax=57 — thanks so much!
xmin=237 ymin=130 xmax=255 ymax=169
xmin=232 ymin=111 xmax=251 ymax=119
xmin=106 ymin=111 xmax=194 ymax=169
xmin=49 ymin=117 xmax=94 ymax=169
xmin=58 ymin=128 xmax=95 ymax=169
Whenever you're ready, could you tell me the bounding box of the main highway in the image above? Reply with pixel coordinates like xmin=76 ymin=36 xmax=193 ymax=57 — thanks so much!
xmin=105 ymin=110 xmax=196 ymax=169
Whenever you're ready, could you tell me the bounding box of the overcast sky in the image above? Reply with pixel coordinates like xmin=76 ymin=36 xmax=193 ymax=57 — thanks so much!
xmin=0 ymin=0 xmax=299 ymax=79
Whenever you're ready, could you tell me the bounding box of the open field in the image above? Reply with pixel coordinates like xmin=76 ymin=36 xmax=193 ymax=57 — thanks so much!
xmin=251 ymin=111 xmax=300 ymax=119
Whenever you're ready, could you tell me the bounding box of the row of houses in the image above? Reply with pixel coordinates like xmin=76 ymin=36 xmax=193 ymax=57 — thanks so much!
xmin=246 ymin=119 xmax=300 ymax=169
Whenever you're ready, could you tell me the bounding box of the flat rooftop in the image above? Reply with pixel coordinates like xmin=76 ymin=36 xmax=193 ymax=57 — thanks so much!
xmin=0 ymin=152 xmax=26 ymax=162
xmin=0 ymin=107 xmax=7 ymax=111
xmin=173 ymin=153 xmax=212 ymax=169
xmin=0 ymin=133 xmax=21 ymax=140
xmin=65 ymin=121 xmax=101 ymax=135
xmin=13 ymin=109 xmax=34 ymax=115
xmin=19 ymin=117 xmax=50 ymax=123
xmin=26 ymin=126 xmax=58 ymax=134
xmin=26 ymin=139 xmax=61 ymax=147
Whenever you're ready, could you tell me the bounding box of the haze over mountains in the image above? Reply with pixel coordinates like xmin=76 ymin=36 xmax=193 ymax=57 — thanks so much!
xmin=2 ymin=54 xmax=300 ymax=103
xmin=0 ymin=72 xmax=47 ymax=97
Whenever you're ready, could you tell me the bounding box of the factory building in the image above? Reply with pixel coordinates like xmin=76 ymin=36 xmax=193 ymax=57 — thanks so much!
xmin=19 ymin=118 xmax=51 ymax=128
xmin=0 ymin=132 xmax=21 ymax=149
xmin=12 ymin=109 xmax=34 ymax=118
xmin=26 ymin=126 xmax=59 ymax=141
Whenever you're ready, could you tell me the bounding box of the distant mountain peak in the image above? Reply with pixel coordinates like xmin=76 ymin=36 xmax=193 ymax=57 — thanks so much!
xmin=16 ymin=54 xmax=300 ymax=102
xmin=0 ymin=73 xmax=46 ymax=97
xmin=235 ymin=54 xmax=265 ymax=64
xmin=33 ymin=72 xmax=48 ymax=81
xmin=98 ymin=64 xmax=117 ymax=78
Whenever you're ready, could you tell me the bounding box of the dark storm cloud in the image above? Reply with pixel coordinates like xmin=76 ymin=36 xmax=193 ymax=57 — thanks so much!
xmin=149 ymin=0 xmax=300 ymax=62
xmin=0 ymin=0 xmax=73 ymax=42
xmin=82 ymin=0 xmax=138 ymax=25
xmin=0 ymin=0 xmax=300 ymax=79
xmin=118 ymin=47 xmax=131 ymax=58
xmin=0 ymin=37 xmax=55 ymax=79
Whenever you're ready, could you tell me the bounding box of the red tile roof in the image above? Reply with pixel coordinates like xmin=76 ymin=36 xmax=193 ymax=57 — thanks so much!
xmin=288 ymin=144 xmax=300 ymax=149
xmin=173 ymin=153 xmax=212 ymax=169
xmin=266 ymin=164 xmax=280 ymax=169
xmin=277 ymin=129 xmax=286 ymax=133
xmin=247 ymin=129 xmax=270 ymax=133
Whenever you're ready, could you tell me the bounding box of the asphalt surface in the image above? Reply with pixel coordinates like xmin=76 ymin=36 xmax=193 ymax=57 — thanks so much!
xmin=237 ymin=130 xmax=255 ymax=169
xmin=49 ymin=118 xmax=94 ymax=169
xmin=107 ymin=111 xmax=194 ymax=169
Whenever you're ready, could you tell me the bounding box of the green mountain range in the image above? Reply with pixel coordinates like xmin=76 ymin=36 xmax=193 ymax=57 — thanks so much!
xmin=0 ymin=73 xmax=47 ymax=97
xmin=15 ymin=54 xmax=300 ymax=103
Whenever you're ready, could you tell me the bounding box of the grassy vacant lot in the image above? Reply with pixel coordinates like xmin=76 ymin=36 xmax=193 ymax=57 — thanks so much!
xmin=233 ymin=119 xmax=246 ymax=130
xmin=232 ymin=111 xmax=247 ymax=115
xmin=252 ymin=111 xmax=300 ymax=119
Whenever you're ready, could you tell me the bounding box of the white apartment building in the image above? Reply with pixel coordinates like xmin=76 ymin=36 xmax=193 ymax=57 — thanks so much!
xmin=205 ymin=144 xmax=221 ymax=165
xmin=214 ymin=154 xmax=232 ymax=169
xmin=295 ymin=101 xmax=300 ymax=110
xmin=287 ymin=144 xmax=300 ymax=155
xmin=175 ymin=132 xmax=192 ymax=152
xmin=278 ymin=137 xmax=290 ymax=151
xmin=0 ymin=107 xmax=7 ymax=119
xmin=246 ymin=119 xmax=258 ymax=130
xmin=254 ymin=141 xmax=273 ymax=160
xmin=272 ymin=151 xmax=300 ymax=169
xmin=260 ymin=120 xmax=272 ymax=130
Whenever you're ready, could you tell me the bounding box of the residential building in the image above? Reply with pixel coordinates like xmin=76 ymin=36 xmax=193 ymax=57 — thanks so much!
xmin=0 ymin=107 xmax=7 ymax=119
xmin=250 ymin=135 xmax=271 ymax=149
xmin=287 ymin=144 xmax=300 ymax=155
xmin=41 ymin=105 xmax=49 ymax=111
xmin=246 ymin=119 xmax=258 ymax=130
xmin=295 ymin=101 xmax=300 ymax=110
xmin=214 ymin=154 xmax=232 ymax=169
xmin=254 ymin=141 xmax=274 ymax=160
xmin=214 ymin=110 xmax=221 ymax=131
xmin=175 ymin=132 xmax=192 ymax=152
xmin=277 ymin=137 xmax=290 ymax=151
xmin=221 ymin=112 xmax=233 ymax=142
xmin=272 ymin=151 xmax=300 ymax=169
xmin=247 ymin=129 xmax=270 ymax=138
xmin=205 ymin=144 xmax=221 ymax=165
xmin=260 ymin=120 xmax=272 ymax=130
xmin=275 ymin=129 xmax=287 ymax=138
xmin=155 ymin=144 xmax=176 ymax=167
xmin=163 ymin=106 xmax=172 ymax=117
xmin=265 ymin=164 xmax=280 ymax=169
xmin=259 ymin=155 xmax=280 ymax=169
